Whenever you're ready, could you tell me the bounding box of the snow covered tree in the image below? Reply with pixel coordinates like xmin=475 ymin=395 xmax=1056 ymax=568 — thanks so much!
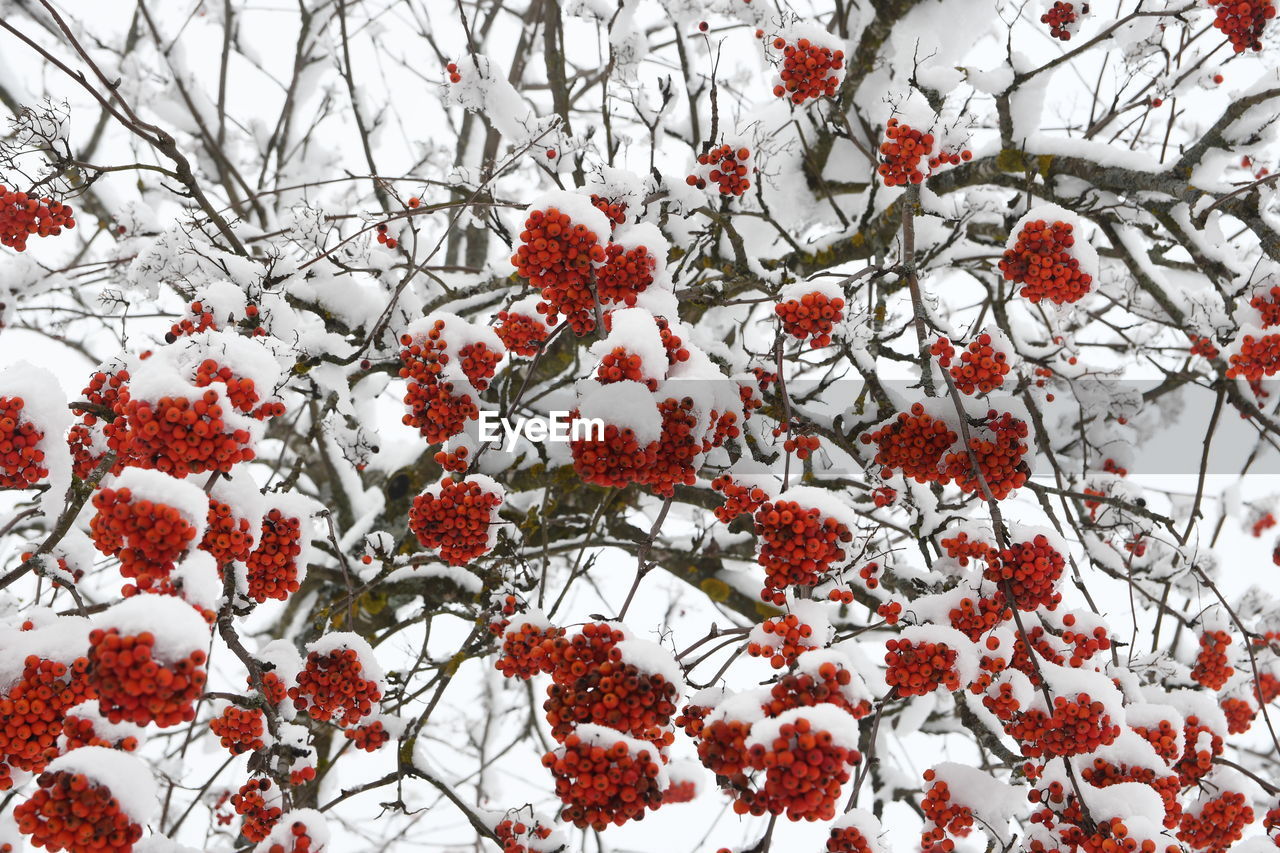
xmin=1 ymin=0 xmax=1280 ymax=851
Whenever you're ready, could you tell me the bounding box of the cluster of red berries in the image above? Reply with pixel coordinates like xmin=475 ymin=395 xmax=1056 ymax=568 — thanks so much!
xmin=748 ymin=614 xmax=818 ymax=668
xmin=1041 ymin=1 xmax=1084 ymax=39
xmin=871 ymin=485 xmax=896 ymax=507
xmin=596 ymin=347 xmax=657 ymax=388
xmin=746 ymin=713 xmax=861 ymax=821
xmin=1251 ymin=285 xmax=1280 ymax=328
xmin=943 ymin=410 xmax=1029 ymax=500
xmin=639 ymin=396 xmax=713 ymax=496
xmin=1221 ymin=696 xmax=1255 ymax=734
xmin=772 ymin=37 xmax=844 ymax=104
xmin=494 ymin=620 xmax=564 ymax=679
xmin=921 ymin=770 xmax=974 ymax=851
xmin=949 ymin=594 xmax=1011 ymax=641
xmin=0 ymin=186 xmax=75 ymax=252
xmin=0 ymin=656 xmax=92 ymax=789
xmin=1191 ymin=630 xmax=1234 ymax=690
xmin=345 ymin=720 xmax=391 ymax=751
xmin=90 ymin=486 xmax=198 ymax=595
xmin=596 ymin=243 xmax=657 ymax=307
xmin=1171 ymin=715 xmax=1224 ymax=786
xmin=1078 ymin=758 xmax=1182 ymax=828
xmin=399 ymin=321 xmax=485 ymax=444
xmin=445 ymin=61 xmax=462 ymax=83
xmin=87 ymin=628 xmax=207 ymax=727
xmin=458 ymin=341 xmax=502 ymax=390
xmin=987 ymin=535 xmax=1065 ymax=611
xmin=753 ymin=498 xmax=854 ymax=604
xmin=542 ymin=730 xmax=666 ymax=830
xmin=538 ymin=624 xmax=679 ymax=747
xmin=569 ymin=415 xmax=658 ymax=488
xmin=591 ymin=194 xmax=627 ymax=226
xmin=1226 ymin=333 xmax=1280 ymax=381
xmin=233 ymin=777 xmax=282 ymax=842
xmin=776 ymin=290 xmax=845 ymax=348
xmin=69 ymin=366 xmax=129 ymax=478
xmin=932 ymin=335 xmax=1010 ymax=394
xmin=495 ymin=816 xmax=557 ymax=853
xmin=687 ymin=145 xmax=753 ymax=195
xmin=494 ymin=309 xmax=548 ymax=356
xmin=0 ymin=396 xmax=48 ymax=488
xmin=861 ymin=403 xmax=956 ymax=483
xmin=210 ymin=704 xmax=266 ymax=755
xmin=245 ymin=507 xmax=304 ymax=602
xmin=193 ymin=359 xmax=283 ymax=420
xmin=1178 ymin=791 xmax=1253 ymax=853
xmin=512 ymin=207 xmax=607 ymax=335
xmin=374 ymin=221 xmax=399 ymax=250
xmin=201 ymin=497 xmax=255 ymax=565
xmin=1003 ymin=693 xmax=1119 ymax=759
xmin=710 ymin=475 xmax=769 ymax=523
xmin=104 ymin=387 xmax=256 ymax=477
xmin=59 ymin=712 xmax=139 ymax=754
xmin=1058 ymin=614 xmax=1112 ymax=667
xmin=1000 ymin=219 xmax=1093 ymax=304
xmin=165 ymin=299 xmax=219 ymax=343
xmin=781 ymin=432 xmax=821 ymax=461
xmin=1208 ymin=0 xmax=1274 ymax=52
xmin=290 ymin=647 xmax=382 ymax=727
xmin=408 ymin=477 xmax=502 ymax=565
xmin=1190 ymin=336 xmax=1220 ymax=359
xmin=14 ymin=769 xmax=141 ymax=852
xmin=885 ymin=638 xmax=961 ymax=696
xmin=879 ymin=119 xmax=934 ymax=186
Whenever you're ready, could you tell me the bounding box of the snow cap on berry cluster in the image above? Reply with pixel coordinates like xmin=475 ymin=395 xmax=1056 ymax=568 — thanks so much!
xmin=46 ymin=746 xmax=158 ymax=825
xmin=896 ymin=624 xmax=983 ymax=686
xmin=774 ymin=22 xmax=848 ymax=79
xmin=831 ymin=809 xmax=889 ymax=853
xmin=102 ymin=467 xmax=210 ymax=545
xmin=306 ymin=631 xmax=385 ymax=686
xmin=795 ymin=647 xmax=875 ymax=705
xmin=611 ymin=223 xmax=671 ymax=287
xmin=523 ymin=190 xmax=613 ymax=253
xmin=252 ymin=808 xmax=329 ymax=853
xmin=774 ymin=485 xmax=862 ymax=543
xmin=590 ymin=308 xmax=671 ymax=383
xmin=171 ymin=550 xmax=222 ymax=612
xmin=0 ymin=362 xmax=72 ymax=515
xmin=61 ymin=701 xmax=147 ymax=749
xmin=403 ymin=312 xmax=506 ymax=395
xmin=612 ymin=624 xmax=687 ymax=694
xmin=0 ymin=615 xmax=92 ymax=691
xmin=575 ymin=379 xmax=663 ymax=445
xmin=94 ymin=596 xmax=211 ymax=661
xmin=927 ymin=762 xmax=1026 ymax=840
xmin=745 ymin=702 xmax=861 ymax=751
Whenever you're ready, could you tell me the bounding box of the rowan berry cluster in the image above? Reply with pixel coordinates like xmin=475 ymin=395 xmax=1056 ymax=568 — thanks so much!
xmin=1250 ymin=285 xmax=1280 ymax=328
xmin=0 ymin=186 xmax=75 ymax=252
xmin=542 ymin=729 xmax=666 ymax=830
xmin=233 ymin=777 xmax=282 ymax=842
xmin=748 ymin=614 xmax=817 ymax=668
xmin=871 ymin=486 xmax=896 ymax=507
xmin=0 ymin=396 xmax=47 ymax=488
xmin=210 ymin=704 xmax=267 ymax=755
xmin=987 ymin=536 xmax=1065 ymax=611
xmin=399 ymin=321 xmax=481 ymax=444
xmin=245 ymin=507 xmax=304 ymax=602
xmin=408 ymin=476 xmax=503 ymax=565
xmin=164 ymin=299 xmax=219 ymax=343
xmin=1058 ymin=614 xmax=1112 ymax=666
xmin=744 ymin=713 xmax=860 ymax=821
xmin=921 ymin=770 xmax=974 ymax=851
xmin=512 ymin=207 xmax=607 ymax=335
xmin=105 ymin=389 xmax=256 ymax=476
xmin=949 ymin=595 xmax=1011 ymax=641
xmin=457 ymin=341 xmax=502 ymax=391
xmin=495 ymin=816 xmax=558 ymax=853
xmin=14 ymin=769 xmax=140 ymax=852
xmin=710 ymin=475 xmax=769 ymax=522
xmin=687 ymin=144 xmax=753 ymax=195
xmin=290 ymin=647 xmax=382 ymax=727
xmin=1171 ymin=715 xmax=1224 ymax=785
xmin=943 ymin=410 xmax=1029 ymax=500
xmin=878 ymin=119 xmax=933 ymax=186
xmin=1191 ymin=630 xmax=1235 ymax=690
xmin=69 ymin=365 xmax=129 ymax=478
xmin=591 ymin=194 xmax=627 ymax=226
xmin=59 ymin=711 xmax=139 ymax=754
xmin=494 ymin=620 xmax=564 ymax=679
xmin=201 ymin=497 xmax=255 ymax=566
xmin=885 ymin=637 xmax=961 ymax=696
xmin=596 ymin=243 xmax=657 ymax=307
xmin=1000 ymin=220 xmax=1093 ymax=304
xmin=776 ymin=290 xmax=845 ymax=348
xmin=753 ymin=498 xmax=853 ymax=604
xmin=1208 ymin=0 xmax=1274 ymax=52
xmin=861 ymin=403 xmax=956 ymax=483
xmin=1221 ymin=696 xmax=1255 ymax=733
xmin=771 ymin=37 xmax=844 ymax=103
xmin=90 ymin=485 xmax=199 ymax=595
xmin=1041 ymin=1 xmax=1083 ymax=39
xmin=192 ymin=359 xmax=282 ymax=420
xmin=569 ymin=416 xmax=658 ymax=488
xmin=1002 ymin=693 xmax=1119 ymax=759
xmin=634 ymin=398 xmax=705 ymax=495
xmin=345 ymin=720 xmax=390 ymax=751
xmin=87 ymin=628 xmax=207 ymax=727
xmin=0 ymin=656 xmax=92 ymax=789
xmin=539 ymin=623 xmax=679 ymax=747
xmin=596 ymin=347 xmax=656 ymax=388
xmin=932 ymin=335 xmax=1010 ymax=394
xmin=494 ymin=309 xmax=548 ymax=356
xmin=1226 ymin=333 xmax=1280 ymax=381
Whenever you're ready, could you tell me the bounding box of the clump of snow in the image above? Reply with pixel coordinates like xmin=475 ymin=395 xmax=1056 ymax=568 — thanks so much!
xmin=95 ymin=596 xmax=210 ymax=660
xmin=0 ymin=362 xmax=72 ymax=518
xmin=831 ymin=809 xmax=888 ymax=853
xmin=929 ymin=762 xmax=1026 ymax=834
xmin=576 ymin=380 xmax=662 ymax=445
xmin=47 ymin=746 xmax=157 ymax=824
xmin=171 ymin=550 xmax=222 ymax=612
xmin=103 ymin=468 xmax=209 ymax=544
xmin=615 ymin=632 xmax=686 ymax=693
xmin=0 ymin=615 xmax=92 ymax=691
xmin=590 ymin=308 xmax=670 ymax=383
xmin=564 ymin=723 xmax=670 ymax=787
xmin=747 ymin=703 xmax=861 ymax=751
xmin=524 ymin=189 xmax=613 ymax=250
